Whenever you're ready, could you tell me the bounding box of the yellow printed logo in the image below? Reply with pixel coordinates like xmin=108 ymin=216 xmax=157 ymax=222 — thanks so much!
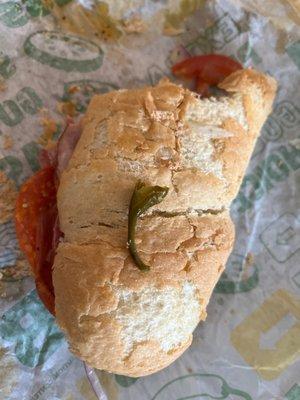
xmin=231 ymin=290 xmax=300 ymax=380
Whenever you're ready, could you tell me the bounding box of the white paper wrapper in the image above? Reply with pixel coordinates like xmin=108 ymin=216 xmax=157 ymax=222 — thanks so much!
xmin=1 ymin=1 xmax=300 ymax=399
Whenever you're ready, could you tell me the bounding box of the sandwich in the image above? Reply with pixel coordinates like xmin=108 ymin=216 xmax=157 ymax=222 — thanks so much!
xmin=15 ymin=65 xmax=277 ymax=377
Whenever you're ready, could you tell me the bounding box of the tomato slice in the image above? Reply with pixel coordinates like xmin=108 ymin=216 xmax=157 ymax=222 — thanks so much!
xmin=195 ymin=78 xmax=210 ymax=97
xmin=15 ymin=166 xmax=58 ymax=314
xmin=172 ymin=54 xmax=243 ymax=95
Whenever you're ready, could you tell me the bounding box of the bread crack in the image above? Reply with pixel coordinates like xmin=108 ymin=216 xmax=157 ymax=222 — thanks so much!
xmin=146 ymin=207 xmax=225 ymax=219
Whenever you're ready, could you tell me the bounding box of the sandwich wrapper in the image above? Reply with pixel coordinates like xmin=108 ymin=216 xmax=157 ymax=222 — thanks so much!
xmin=0 ymin=0 xmax=300 ymax=399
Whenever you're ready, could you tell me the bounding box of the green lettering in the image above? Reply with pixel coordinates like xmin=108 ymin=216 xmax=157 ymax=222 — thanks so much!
xmin=52 ymin=371 xmax=60 ymax=379
xmin=0 ymin=1 xmax=28 ymax=28
xmin=151 ymin=374 xmax=252 ymax=400
xmin=0 ymin=290 xmax=64 ymax=367
xmin=285 ymin=384 xmax=300 ymax=400
xmin=241 ymin=174 xmax=264 ymax=202
xmin=115 ymin=375 xmax=138 ymax=387
xmin=25 ymin=0 xmax=50 ymax=17
xmin=191 ymin=35 xmax=213 ymax=54
xmin=62 ymin=80 xmax=118 ymax=113
xmin=252 ymin=163 xmax=275 ymax=192
xmin=286 ymin=40 xmax=300 ymax=70
xmin=262 ymin=116 xmax=282 ymax=141
xmin=278 ymin=144 xmax=300 ymax=170
xmin=275 ymin=101 xmax=300 ymax=129
xmin=0 ymin=54 xmax=16 ymax=79
xmin=24 ymin=31 xmax=103 ymax=73
xmin=22 ymin=141 xmax=41 ymax=172
xmin=215 ymin=253 xmax=259 ymax=294
xmin=0 ymin=155 xmax=23 ymax=184
xmin=233 ymin=192 xmax=253 ymax=213
xmin=16 ymin=87 xmax=43 ymax=115
xmin=265 ymin=154 xmax=289 ymax=181
xmin=0 ymin=100 xmax=23 ymax=126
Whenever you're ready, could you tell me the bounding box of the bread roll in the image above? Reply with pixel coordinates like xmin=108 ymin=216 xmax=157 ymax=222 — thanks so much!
xmin=53 ymin=69 xmax=277 ymax=376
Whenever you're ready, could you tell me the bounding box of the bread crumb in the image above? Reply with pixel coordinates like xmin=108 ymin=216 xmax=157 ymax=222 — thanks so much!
xmin=38 ymin=117 xmax=58 ymax=146
xmin=163 ymin=25 xmax=184 ymax=36
xmin=0 ymin=256 xmax=31 ymax=281
xmin=68 ymin=85 xmax=80 ymax=94
xmin=0 ymin=172 xmax=18 ymax=224
xmin=57 ymin=101 xmax=77 ymax=117
xmin=241 ymin=252 xmax=254 ymax=281
xmin=122 ymin=16 xmax=147 ymax=33
xmin=0 ymin=79 xmax=6 ymax=92
xmin=49 ymin=1 xmax=122 ymax=42
xmin=0 ymin=172 xmax=31 ymax=281
xmin=245 ymin=252 xmax=254 ymax=266
xmin=38 ymin=107 xmax=49 ymax=116
xmin=2 ymin=135 xmax=14 ymax=150
xmin=41 ymin=0 xmax=53 ymax=11
xmin=0 ymin=286 xmax=7 ymax=298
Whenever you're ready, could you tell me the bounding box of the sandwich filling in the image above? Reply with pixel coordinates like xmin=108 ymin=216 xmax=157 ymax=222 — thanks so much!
xmin=15 ymin=120 xmax=82 ymax=314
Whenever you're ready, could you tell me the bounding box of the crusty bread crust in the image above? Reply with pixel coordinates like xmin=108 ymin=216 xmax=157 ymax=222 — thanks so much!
xmin=53 ymin=69 xmax=277 ymax=376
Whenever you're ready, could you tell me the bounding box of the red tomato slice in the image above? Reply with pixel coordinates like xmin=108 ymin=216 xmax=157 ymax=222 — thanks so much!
xmin=172 ymin=54 xmax=243 ymax=95
xmin=195 ymin=78 xmax=210 ymax=97
xmin=15 ymin=166 xmax=58 ymax=314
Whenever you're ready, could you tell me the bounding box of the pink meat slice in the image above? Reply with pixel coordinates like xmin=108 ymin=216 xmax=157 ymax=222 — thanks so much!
xmin=36 ymin=118 xmax=83 ymax=312
xmin=39 ymin=118 xmax=83 ymax=178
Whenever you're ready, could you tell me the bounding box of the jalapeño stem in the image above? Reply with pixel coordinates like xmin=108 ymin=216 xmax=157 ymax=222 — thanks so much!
xmin=128 ymin=181 xmax=169 ymax=271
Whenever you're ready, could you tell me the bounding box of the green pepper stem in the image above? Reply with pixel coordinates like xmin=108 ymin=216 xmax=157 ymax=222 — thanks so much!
xmin=127 ymin=181 xmax=169 ymax=272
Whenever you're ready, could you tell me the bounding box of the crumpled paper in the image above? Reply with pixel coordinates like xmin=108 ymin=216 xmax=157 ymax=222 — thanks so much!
xmin=1 ymin=0 xmax=300 ymax=399
xmin=227 ymin=0 xmax=300 ymax=34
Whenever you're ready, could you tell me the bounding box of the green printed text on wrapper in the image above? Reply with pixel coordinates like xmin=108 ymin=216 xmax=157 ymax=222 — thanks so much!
xmin=0 ymin=290 xmax=64 ymax=367
xmin=0 ymin=141 xmax=42 ymax=185
xmin=286 ymin=40 xmax=300 ymax=70
xmin=0 ymin=52 xmax=16 ymax=80
xmin=0 ymin=0 xmax=72 ymax=28
xmin=186 ymin=13 xmax=240 ymax=54
xmin=262 ymin=100 xmax=300 ymax=142
xmin=0 ymin=87 xmax=43 ymax=127
xmin=151 ymin=374 xmax=252 ymax=400
xmin=285 ymin=384 xmax=300 ymax=400
xmin=61 ymin=79 xmax=118 ymax=113
xmin=115 ymin=375 xmax=138 ymax=387
xmin=24 ymin=31 xmax=104 ymax=72
xmin=260 ymin=213 xmax=300 ymax=263
xmin=215 ymin=253 xmax=259 ymax=294
xmin=0 ymin=1 xmax=28 ymax=28
xmin=233 ymin=143 xmax=300 ymax=214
